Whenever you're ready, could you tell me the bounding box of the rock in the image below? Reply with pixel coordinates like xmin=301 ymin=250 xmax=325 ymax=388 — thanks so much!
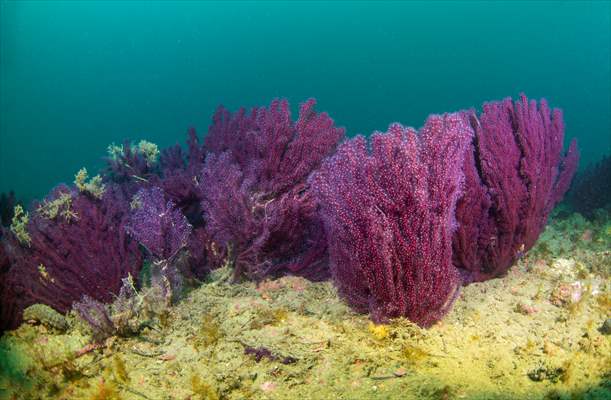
xmin=527 ymin=363 xmax=565 ymax=383
xmin=549 ymin=281 xmax=583 ymax=307
xmin=514 ymin=302 xmax=538 ymax=315
xmin=599 ymin=318 xmax=611 ymax=335
xmin=22 ymin=303 xmax=69 ymax=331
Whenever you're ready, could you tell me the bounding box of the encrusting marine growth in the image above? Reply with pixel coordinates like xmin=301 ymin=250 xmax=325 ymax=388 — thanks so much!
xmin=0 ymin=94 xmax=578 ymax=333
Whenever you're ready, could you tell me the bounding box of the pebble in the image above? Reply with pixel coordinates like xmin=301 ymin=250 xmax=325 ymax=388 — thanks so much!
xmin=599 ymin=318 xmax=611 ymax=335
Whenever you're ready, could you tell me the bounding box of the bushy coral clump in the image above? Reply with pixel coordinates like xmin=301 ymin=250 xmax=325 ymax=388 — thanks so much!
xmin=1 ymin=184 xmax=143 ymax=330
xmin=201 ymin=99 xmax=344 ymax=281
xmin=126 ymin=186 xmax=194 ymax=300
xmin=310 ymin=113 xmax=473 ymax=326
xmin=159 ymin=128 xmax=207 ymax=226
xmin=0 ymin=94 xmax=582 ymax=333
xmin=157 ymin=129 xmax=223 ymax=277
xmin=452 ymin=95 xmax=579 ymax=283
xmin=126 ymin=186 xmax=192 ymax=260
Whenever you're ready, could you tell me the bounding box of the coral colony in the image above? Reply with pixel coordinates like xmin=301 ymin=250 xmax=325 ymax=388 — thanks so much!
xmin=201 ymin=99 xmax=344 ymax=281
xmin=1 ymin=185 xmax=143 ymax=330
xmin=453 ymin=96 xmax=579 ymax=283
xmin=0 ymin=95 xmax=578 ymax=333
xmin=126 ymin=186 xmax=192 ymax=262
xmin=310 ymin=114 xmax=472 ymax=326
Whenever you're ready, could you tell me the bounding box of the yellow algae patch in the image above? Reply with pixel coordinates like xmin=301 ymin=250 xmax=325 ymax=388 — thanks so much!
xmin=1 ymin=214 xmax=609 ymax=399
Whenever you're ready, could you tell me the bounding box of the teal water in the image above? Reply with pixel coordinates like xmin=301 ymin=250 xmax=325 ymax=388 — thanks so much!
xmin=1 ymin=0 xmax=609 ymax=202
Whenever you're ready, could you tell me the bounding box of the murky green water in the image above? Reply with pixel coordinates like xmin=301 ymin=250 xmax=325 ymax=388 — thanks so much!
xmin=1 ymin=1 xmax=609 ymax=201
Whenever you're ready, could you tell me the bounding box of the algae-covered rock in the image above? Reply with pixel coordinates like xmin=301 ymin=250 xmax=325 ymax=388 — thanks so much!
xmin=1 ymin=212 xmax=610 ymax=400
xmin=22 ymin=303 xmax=69 ymax=331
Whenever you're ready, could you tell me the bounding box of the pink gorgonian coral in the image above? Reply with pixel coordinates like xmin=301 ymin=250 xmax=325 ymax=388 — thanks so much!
xmin=1 ymin=185 xmax=143 ymax=329
xmin=452 ymin=95 xmax=579 ymax=283
xmin=310 ymin=113 xmax=473 ymax=327
xmin=200 ymin=98 xmax=344 ymax=281
xmin=126 ymin=186 xmax=192 ymax=261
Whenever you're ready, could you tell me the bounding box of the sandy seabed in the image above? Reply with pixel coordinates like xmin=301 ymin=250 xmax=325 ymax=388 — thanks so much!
xmin=1 ymin=212 xmax=609 ymax=400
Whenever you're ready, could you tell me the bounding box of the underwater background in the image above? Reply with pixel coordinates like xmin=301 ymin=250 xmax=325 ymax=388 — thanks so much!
xmin=1 ymin=2 xmax=611 ymax=399
xmin=0 ymin=0 xmax=610 ymax=201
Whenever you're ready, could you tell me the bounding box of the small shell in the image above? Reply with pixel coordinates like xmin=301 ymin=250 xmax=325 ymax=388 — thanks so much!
xmin=158 ymin=353 xmax=176 ymax=361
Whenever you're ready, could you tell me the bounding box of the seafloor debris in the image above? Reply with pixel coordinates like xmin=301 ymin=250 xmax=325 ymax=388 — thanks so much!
xmin=550 ymin=281 xmax=584 ymax=307
xmin=243 ymin=345 xmax=298 ymax=365
xmin=527 ymin=362 xmax=566 ymax=383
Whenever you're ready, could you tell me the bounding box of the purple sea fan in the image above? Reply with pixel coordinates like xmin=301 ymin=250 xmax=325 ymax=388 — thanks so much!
xmin=452 ymin=95 xmax=579 ymax=283
xmin=201 ymin=99 xmax=344 ymax=281
xmin=157 ymin=128 xmax=220 ymax=279
xmin=206 ymin=99 xmax=344 ymax=195
xmin=310 ymin=113 xmax=473 ymax=327
xmin=1 ymin=184 xmax=143 ymax=329
xmin=126 ymin=186 xmax=192 ymax=261
xmin=158 ymin=127 xmax=207 ymax=227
